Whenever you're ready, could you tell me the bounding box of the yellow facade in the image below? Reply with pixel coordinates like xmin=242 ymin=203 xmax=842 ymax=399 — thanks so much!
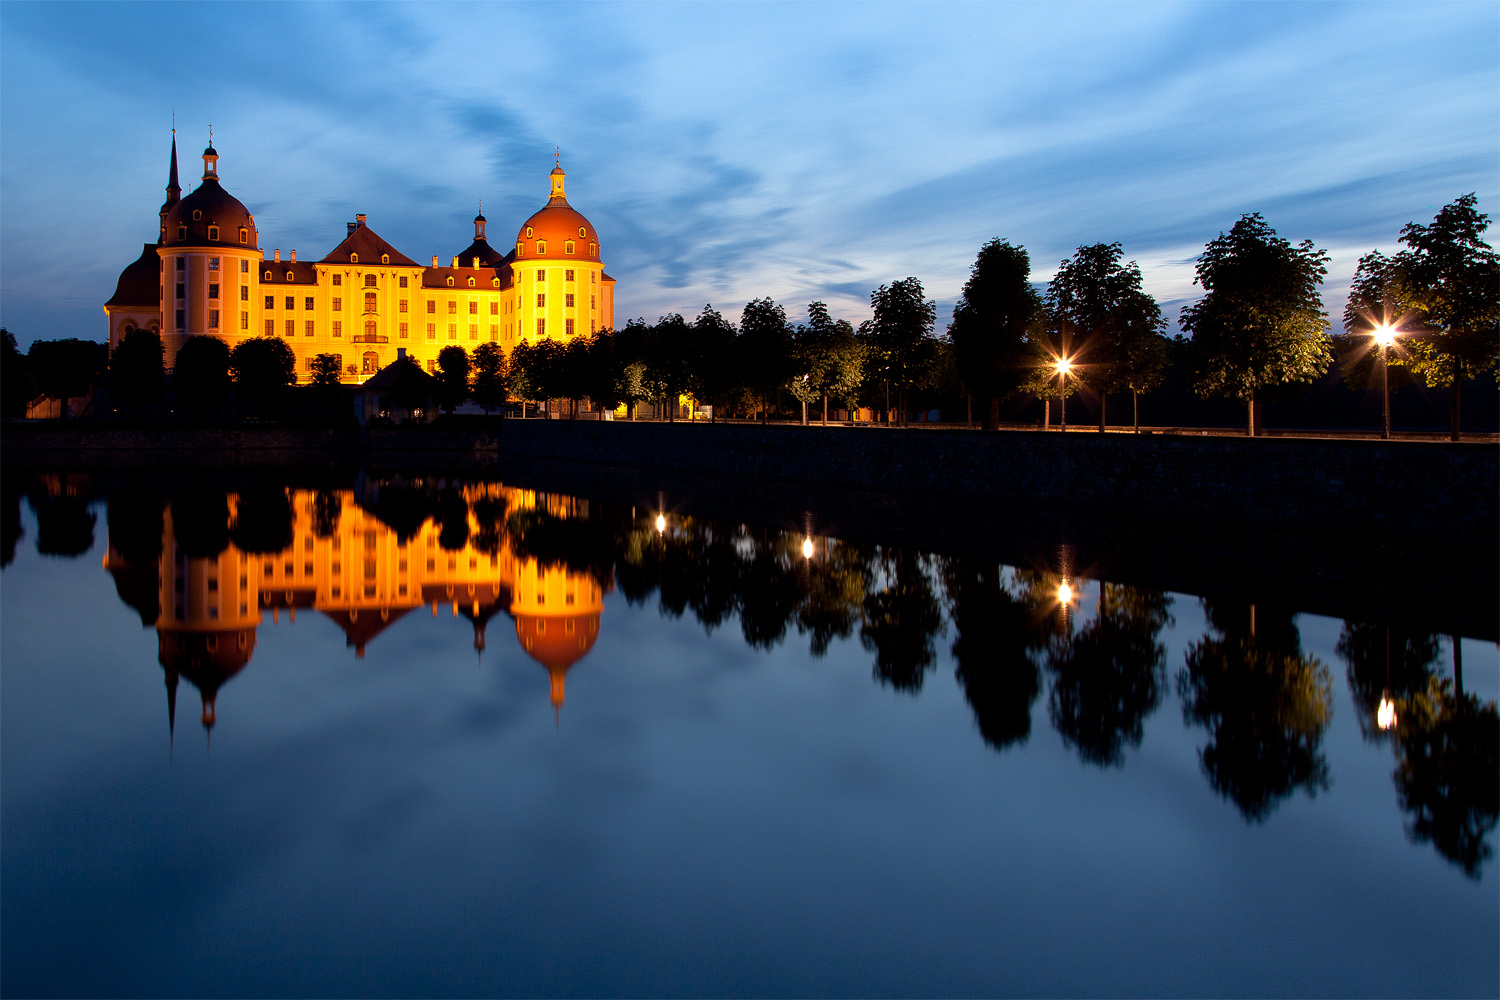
xmin=107 ymin=140 xmax=616 ymax=381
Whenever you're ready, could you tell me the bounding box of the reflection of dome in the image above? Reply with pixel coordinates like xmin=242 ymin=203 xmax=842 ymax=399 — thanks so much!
xmin=158 ymin=627 xmax=256 ymax=730
xmin=162 ymin=146 xmax=257 ymax=249
xmin=513 ymin=165 xmax=598 ymax=262
xmin=515 ymin=612 xmax=600 ymax=712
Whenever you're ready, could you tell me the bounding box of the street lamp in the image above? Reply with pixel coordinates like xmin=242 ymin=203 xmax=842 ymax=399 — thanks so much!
xmin=1055 ymin=357 xmax=1072 ymax=431
xmin=1372 ymin=324 xmax=1398 ymax=440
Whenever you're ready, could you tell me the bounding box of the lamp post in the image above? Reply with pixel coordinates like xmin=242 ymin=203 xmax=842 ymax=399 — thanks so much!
xmin=1373 ymin=324 xmax=1397 ymax=440
xmin=1055 ymin=357 xmax=1072 ymax=432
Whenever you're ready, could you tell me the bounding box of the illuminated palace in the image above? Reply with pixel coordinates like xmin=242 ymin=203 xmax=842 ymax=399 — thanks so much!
xmin=103 ymin=486 xmax=607 ymax=737
xmin=105 ymin=136 xmax=616 ymax=378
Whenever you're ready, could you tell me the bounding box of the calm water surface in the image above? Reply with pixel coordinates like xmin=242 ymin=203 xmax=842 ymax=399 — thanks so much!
xmin=2 ymin=473 xmax=1496 ymax=997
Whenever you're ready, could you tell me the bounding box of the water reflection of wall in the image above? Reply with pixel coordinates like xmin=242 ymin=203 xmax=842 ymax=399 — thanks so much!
xmin=103 ymin=486 xmax=608 ymax=736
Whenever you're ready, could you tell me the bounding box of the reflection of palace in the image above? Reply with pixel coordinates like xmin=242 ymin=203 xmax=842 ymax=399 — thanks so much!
xmin=105 ymin=135 xmax=615 ymax=376
xmin=104 ymin=487 xmax=607 ymax=736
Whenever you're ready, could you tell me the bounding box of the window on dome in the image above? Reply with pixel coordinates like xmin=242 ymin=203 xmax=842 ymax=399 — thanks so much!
xmin=446 ymin=277 xmax=454 ymax=287
xmin=350 ymin=253 xmax=359 ymax=263
xmin=589 ymin=243 xmax=597 ymax=258
xmin=178 ymin=226 xmax=187 ymax=240
xmin=208 ymin=226 xmax=219 ymax=241
xmin=579 ymin=227 xmax=587 ymax=238
xmin=536 ymin=241 xmax=546 ymax=254
xmin=565 ymin=241 xmax=575 ymax=255
xmin=525 ymin=227 xmax=534 ymax=238
xmin=239 ymin=228 xmax=248 ymax=244
xmin=193 ymin=210 xmax=201 ymax=221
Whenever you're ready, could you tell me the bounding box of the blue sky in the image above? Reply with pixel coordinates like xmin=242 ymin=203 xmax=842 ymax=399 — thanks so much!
xmin=1 ymin=1 xmax=1495 ymax=349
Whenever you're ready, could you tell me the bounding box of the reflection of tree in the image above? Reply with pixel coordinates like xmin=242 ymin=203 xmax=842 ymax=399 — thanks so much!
xmin=943 ymin=559 xmax=1045 ymax=750
xmin=312 ymin=489 xmax=342 ymax=539
xmin=738 ymin=527 xmax=804 ymax=650
xmin=469 ymin=491 xmax=510 ymax=557
xmin=28 ymin=485 xmax=97 ymax=558
xmin=2 ymin=479 xmax=25 ymax=568
xmin=1048 ymin=584 xmax=1172 ymax=767
xmin=170 ymin=491 xmax=230 ymax=559
xmin=435 ymin=486 xmax=471 ymax=552
xmin=107 ymin=493 xmax=165 ymax=626
xmin=1179 ymin=602 xmax=1333 ymax=822
xmin=797 ymin=539 xmax=871 ymax=656
xmin=356 ymin=479 xmax=436 ymax=544
xmin=1392 ymin=676 xmax=1499 ymax=877
xmin=228 ymin=488 xmax=295 ymax=554
xmin=861 ymin=549 xmax=942 ymax=693
xmin=507 ymin=504 xmax=616 ymax=590
xmin=1337 ymin=622 xmax=1441 ymax=742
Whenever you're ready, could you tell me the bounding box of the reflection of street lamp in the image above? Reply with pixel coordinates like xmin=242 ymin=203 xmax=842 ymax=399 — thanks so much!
xmin=1377 ymin=693 xmax=1398 ymax=731
xmin=1372 ymin=324 xmax=1398 ymax=440
xmin=1057 ymin=579 xmax=1073 ymax=606
xmin=1055 ymin=357 xmax=1072 ymax=432
xmin=802 ymin=536 xmax=815 ymax=560
xmin=655 ymin=513 xmax=666 ymax=535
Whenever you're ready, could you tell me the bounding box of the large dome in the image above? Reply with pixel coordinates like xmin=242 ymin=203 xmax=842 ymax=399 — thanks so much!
xmin=162 ymin=147 xmax=257 ymax=250
xmin=513 ymin=165 xmax=599 ymax=262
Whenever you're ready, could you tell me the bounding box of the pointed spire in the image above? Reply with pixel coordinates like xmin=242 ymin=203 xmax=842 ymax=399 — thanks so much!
xmin=165 ymin=669 xmax=178 ymax=746
xmin=167 ymin=132 xmax=180 ymax=203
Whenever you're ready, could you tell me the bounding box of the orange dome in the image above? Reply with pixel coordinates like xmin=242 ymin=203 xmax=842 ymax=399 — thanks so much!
xmin=514 ymin=612 xmax=600 ymax=671
xmin=513 ymin=165 xmax=600 ymax=262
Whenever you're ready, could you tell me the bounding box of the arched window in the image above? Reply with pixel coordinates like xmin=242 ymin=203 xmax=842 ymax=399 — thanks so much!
xmin=537 ymin=241 xmax=546 ymax=254
xmin=446 ymin=277 xmax=454 ymax=287
xmin=362 ymin=351 xmax=379 ymax=374
xmin=364 ymin=274 xmax=376 ymax=287
xmin=208 ymin=226 xmax=219 ymax=241
xmin=589 ymin=243 xmax=597 ymax=258
xmin=350 ymin=253 xmax=359 ymax=263
xmin=381 ymin=254 xmax=390 ymax=264
xmin=364 ymin=320 xmax=377 ymax=339
xmin=239 ymin=228 xmax=248 ymax=244
xmin=364 ymin=292 xmax=377 ymax=312
xmin=492 ymin=278 xmax=501 ymax=288
xmin=467 ymin=277 xmax=475 ymax=288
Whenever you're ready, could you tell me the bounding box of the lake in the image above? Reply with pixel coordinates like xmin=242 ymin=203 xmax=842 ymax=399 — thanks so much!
xmin=2 ymin=469 xmax=1495 ymax=997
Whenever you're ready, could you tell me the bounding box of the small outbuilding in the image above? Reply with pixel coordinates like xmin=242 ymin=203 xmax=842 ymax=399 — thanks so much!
xmin=352 ymin=349 xmax=438 ymax=425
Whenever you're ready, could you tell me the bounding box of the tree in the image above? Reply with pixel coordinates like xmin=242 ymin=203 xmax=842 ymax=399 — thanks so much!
xmin=2 ymin=329 xmax=39 ymax=418
xmin=691 ymin=305 xmax=739 ymax=422
xmin=435 ymin=345 xmax=470 ymax=414
xmin=470 ymin=342 xmax=508 ymax=414
xmin=228 ymin=336 xmax=296 ymax=419
xmin=1334 ymin=250 xmax=1421 ymax=398
xmin=107 ymin=328 xmax=167 ymax=418
xmin=26 ymin=338 xmax=106 ymax=420
xmin=172 ymin=336 xmax=231 ymax=420
xmin=942 ymin=557 xmax=1047 ymax=751
xmin=1180 ymin=214 xmax=1332 ymax=436
xmin=949 ymin=240 xmax=1045 ymax=429
xmin=737 ymin=298 xmax=793 ymax=422
xmin=1389 ymin=195 xmax=1499 ymax=440
xmin=309 ymin=353 xmax=343 ymax=391
xmin=863 ymin=278 xmax=936 ymax=426
xmin=795 ymin=302 xmax=864 ymax=425
xmin=1046 ymin=243 xmax=1167 ymax=433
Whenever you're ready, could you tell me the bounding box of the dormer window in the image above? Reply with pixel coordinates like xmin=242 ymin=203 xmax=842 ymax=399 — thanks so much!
xmin=264 ymin=270 xmax=272 ymax=280
xmin=565 ymin=241 xmax=575 ymax=255
xmin=492 ymin=278 xmax=501 ymax=288
xmin=589 ymin=243 xmax=597 ymax=258
xmin=239 ymin=228 xmax=248 ymax=244
xmin=537 ymin=241 xmax=546 ymax=254
xmin=446 ymin=277 xmax=454 ymax=287
xmin=208 ymin=226 xmax=219 ymax=241
xmin=525 ymin=227 xmax=534 ymax=238
xmin=193 ymin=210 xmax=202 ymax=221
xmin=285 ymin=271 xmax=293 ymax=280
xmin=381 ymin=254 xmax=390 ymax=264
xmin=467 ymin=277 xmax=476 ymax=288
xmin=350 ymin=253 xmax=359 ymax=263
xmin=178 ymin=226 xmax=187 ymax=240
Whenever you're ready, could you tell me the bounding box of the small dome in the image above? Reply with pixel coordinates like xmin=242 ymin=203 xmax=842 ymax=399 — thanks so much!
xmin=164 ymin=178 xmax=257 ymax=249
xmin=203 ymin=145 xmax=218 ymax=157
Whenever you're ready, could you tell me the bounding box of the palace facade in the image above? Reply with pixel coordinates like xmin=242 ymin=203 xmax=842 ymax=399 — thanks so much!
xmin=105 ymin=136 xmax=616 ymax=380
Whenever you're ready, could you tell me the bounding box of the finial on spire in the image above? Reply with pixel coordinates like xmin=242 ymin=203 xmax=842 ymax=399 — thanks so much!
xmin=555 ymin=146 xmax=560 ymax=168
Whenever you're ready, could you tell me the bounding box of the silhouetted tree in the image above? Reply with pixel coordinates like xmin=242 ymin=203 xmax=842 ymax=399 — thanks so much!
xmin=27 ymin=338 xmax=105 ymax=420
xmin=797 ymin=537 xmax=870 ymax=654
xmin=1336 ymin=621 xmax=1441 ymax=742
xmin=435 ymin=485 xmax=471 ymax=551
xmin=106 ymin=492 xmax=165 ymax=625
xmin=107 ymin=328 xmax=167 ymax=418
xmin=470 ymin=342 xmax=508 ymax=413
xmin=172 ymin=335 xmax=232 ymax=420
xmin=228 ymin=488 xmax=295 ymax=554
xmin=1178 ymin=601 xmax=1333 ymax=821
xmin=312 ymin=489 xmax=343 ymax=539
xmin=737 ymin=298 xmax=793 ymax=422
xmin=1 ymin=479 xmax=25 ymax=568
xmin=1180 ymin=214 xmax=1332 ymax=435
xmin=435 ymin=345 xmax=470 ymax=414
xmin=943 ymin=558 xmax=1046 ymax=750
xmin=949 ymin=240 xmax=1045 ymax=429
xmin=228 ymin=336 xmax=296 ymax=418
xmin=863 ymin=278 xmax=936 ymax=425
xmin=691 ymin=305 xmax=739 ymax=421
xmin=861 ymin=549 xmax=942 ymax=692
xmin=2 ymin=329 xmax=39 ymax=418
xmin=170 ymin=491 xmax=230 ymax=558
xmin=27 ymin=483 xmax=97 ymax=557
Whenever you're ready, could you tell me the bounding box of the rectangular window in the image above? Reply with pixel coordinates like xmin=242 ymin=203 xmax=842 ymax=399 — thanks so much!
xmin=265 ymin=295 xmax=274 ymax=309
xmin=285 ymin=320 xmax=295 ymax=337
xmin=489 ymin=301 xmax=498 ymax=315
xmin=208 ymin=283 xmax=220 ymax=300
xmin=426 ymin=300 xmax=435 ymax=314
xmin=489 ymin=324 xmax=498 ymax=340
xmin=264 ymin=319 xmax=274 ymax=336
xmin=305 ymin=297 xmax=314 ymax=311
xmin=333 ymin=297 xmax=342 ymax=311
xmin=536 ymin=294 xmax=545 ymax=307
xmin=399 ymin=322 xmax=408 ymax=338
xmin=536 ymin=318 xmax=545 ymax=337
xmin=240 ymin=259 xmax=249 ymax=273
xmin=239 ymin=286 xmax=248 ymax=301
xmin=565 ymin=293 xmax=574 ymax=307
xmin=240 ymin=312 xmax=249 ymax=330
xmin=448 ymin=324 xmax=457 ymax=339
xmin=469 ymin=324 xmax=478 ymax=340
xmin=176 ymin=257 xmax=185 ymax=271
xmin=332 ymin=274 xmax=342 ymax=286
xmin=399 ymin=299 xmax=408 ymax=313
xmin=333 ymin=321 xmax=342 ymax=337
xmin=468 ymin=301 xmax=478 ymax=315
xmin=399 ymin=276 xmax=408 ymax=288
xmin=536 ymin=270 xmax=545 ymax=281
xmin=285 ymin=296 xmax=295 ymax=310
xmin=591 ymin=294 xmax=596 ymax=308
xmin=565 ymin=318 xmax=574 ymax=336
xmin=447 ymin=301 xmax=457 ymax=314
xmin=427 ymin=360 xmax=437 ymax=373
xmin=566 ymin=270 xmax=575 ymax=282
xmin=177 ymin=283 xmax=186 ymax=300
xmin=426 ymin=323 xmax=435 ymax=339
xmin=208 ymin=257 xmax=220 ymax=271
xmin=590 ymin=272 xmax=596 ymax=284
xmin=209 ymin=310 xmax=220 ymax=329
xmin=305 ymin=320 xmax=315 ymax=337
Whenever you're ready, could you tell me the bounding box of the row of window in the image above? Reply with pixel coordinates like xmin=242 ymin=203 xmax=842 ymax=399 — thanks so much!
xmin=176 ymin=225 xmax=251 ymax=244
xmin=517 ymin=241 xmax=597 ymax=258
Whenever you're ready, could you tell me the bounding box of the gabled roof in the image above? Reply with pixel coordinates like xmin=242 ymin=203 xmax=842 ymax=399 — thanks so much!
xmin=258 ymin=260 xmax=319 ymax=284
xmin=105 ymin=244 xmax=162 ymax=308
xmin=319 ymin=222 xmax=420 ymax=267
xmin=355 ymin=357 xmax=437 ymax=393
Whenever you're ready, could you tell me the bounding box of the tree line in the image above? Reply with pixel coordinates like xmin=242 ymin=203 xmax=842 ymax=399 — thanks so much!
xmin=4 ymin=196 xmax=1494 ymax=436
